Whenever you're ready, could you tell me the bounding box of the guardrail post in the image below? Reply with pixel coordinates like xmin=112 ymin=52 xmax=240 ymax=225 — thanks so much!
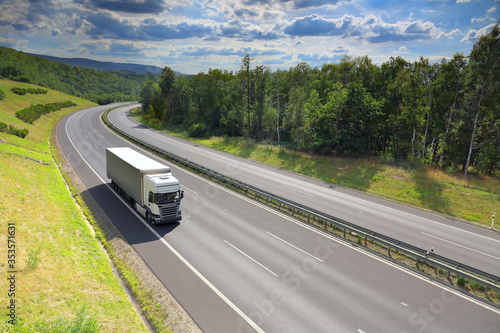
xmin=278 ymin=202 xmax=281 ymax=211
xmin=388 ymin=247 xmax=391 ymax=257
xmin=343 ymin=228 xmax=346 ymax=238
xmin=307 ymin=214 xmax=310 ymax=224
xmin=364 ymin=236 xmax=367 ymax=247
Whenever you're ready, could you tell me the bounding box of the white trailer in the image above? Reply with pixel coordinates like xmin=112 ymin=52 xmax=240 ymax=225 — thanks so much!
xmin=106 ymin=147 xmax=183 ymax=224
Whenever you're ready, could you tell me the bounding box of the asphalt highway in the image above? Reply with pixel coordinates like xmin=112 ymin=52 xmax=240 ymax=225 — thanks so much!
xmin=108 ymin=105 xmax=500 ymax=277
xmin=58 ymin=104 xmax=500 ymax=332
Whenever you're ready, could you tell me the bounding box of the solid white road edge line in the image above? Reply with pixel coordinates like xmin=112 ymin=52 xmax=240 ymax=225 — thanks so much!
xmin=66 ymin=111 xmax=266 ymax=333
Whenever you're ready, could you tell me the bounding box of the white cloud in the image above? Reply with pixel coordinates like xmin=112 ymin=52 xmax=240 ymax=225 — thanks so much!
xmin=0 ymin=36 xmax=29 ymax=49
xmin=398 ymin=46 xmax=410 ymax=54
xmin=456 ymin=0 xmax=471 ymax=3
xmin=471 ymin=17 xmax=486 ymax=23
xmin=461 ymin=23 xmax=495 ymax=42
xmin=487 ymin=6 xmax=497 ymax=13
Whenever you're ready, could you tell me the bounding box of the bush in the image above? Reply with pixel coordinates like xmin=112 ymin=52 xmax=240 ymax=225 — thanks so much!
xmin=0 ymin=121 xmax=29 ymax=138
xmin=469 ymin=281 xmax=486 ymax=292
xmin=457 ymin=276 xmax=467 ymax=286
xmin=16 ymin=101 xmax=76 ymax=124
xmin=187 ymin=123 xmax=209 ymax=138
xmin=11 ymin=87 xmax=48 ymax=95
xmin=11 ymin=87 xmax=26 ymax=95
xmin=0 ymin=89 xmax=4 ymax=100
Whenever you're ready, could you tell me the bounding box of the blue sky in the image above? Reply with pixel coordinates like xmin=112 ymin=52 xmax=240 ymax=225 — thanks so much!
xmin=0 ymin=0 xmax=498 ymax=74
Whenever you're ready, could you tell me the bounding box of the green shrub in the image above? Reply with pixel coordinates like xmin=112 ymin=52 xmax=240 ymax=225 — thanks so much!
xmin=16 ymin=101 xmax=76 ymax=124
xmin=469 ymin=281 xmax=486 ymax=292
xmin=11 ymin=87 xmax=26 ymax=95
xmin=187 ymin=123 xmax=209 ymax=138
xmin=0 ymin=121 xmax=29 ymax=138
xmin=11 ymin=87 xmax=47 ymax=95
xmin=457 ymin=276 xmax=467 ymax=286
xmin=0 ymin=89 xmax=4 ymax=101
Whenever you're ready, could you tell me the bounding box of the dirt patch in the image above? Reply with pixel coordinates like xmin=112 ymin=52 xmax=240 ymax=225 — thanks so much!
xmin=53 ymin=127 xmax=201 ymax=333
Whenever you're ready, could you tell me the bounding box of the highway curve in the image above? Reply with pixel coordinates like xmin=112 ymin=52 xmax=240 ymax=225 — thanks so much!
xmin=107 ymin=106 xmax=500 ymax=277
xmin=58 ymin=104 xmax=500 ymax=332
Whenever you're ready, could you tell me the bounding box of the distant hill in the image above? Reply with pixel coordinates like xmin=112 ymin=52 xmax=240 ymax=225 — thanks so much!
xmin=26 ymin=53 xmax=164 ymax=75
xmin=0 ymin=46 xmax=160 ymax=104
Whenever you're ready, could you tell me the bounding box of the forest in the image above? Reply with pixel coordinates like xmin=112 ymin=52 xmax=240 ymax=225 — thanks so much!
xmin=0 ymin=46 xmax=156 ymax=104
xmin=140 ymin=24 xmax=499 ymax=175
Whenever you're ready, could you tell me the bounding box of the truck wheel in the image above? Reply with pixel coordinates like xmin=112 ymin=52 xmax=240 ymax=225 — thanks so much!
xmin=146 ymin=212 xmax=153 ymax=224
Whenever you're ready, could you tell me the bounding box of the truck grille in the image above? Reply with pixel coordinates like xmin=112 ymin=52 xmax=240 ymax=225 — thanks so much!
xmin=160 ymin=203 xmax=179 ymax=217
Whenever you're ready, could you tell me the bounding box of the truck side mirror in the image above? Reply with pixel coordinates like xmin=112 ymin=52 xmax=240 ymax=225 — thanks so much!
xmin=180 ymin=191 xmax=184 ymax=199
xmin=148 ymin=192 xmax=154 ymax=203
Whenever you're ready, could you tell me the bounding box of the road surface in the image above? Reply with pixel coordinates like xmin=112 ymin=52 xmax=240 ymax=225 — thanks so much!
xmin=57 ymin=104 xmax=500 ymax=332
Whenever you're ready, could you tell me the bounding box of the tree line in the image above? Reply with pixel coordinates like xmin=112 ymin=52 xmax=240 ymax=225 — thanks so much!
xmin=141 ymin=24 xmax=499 ymax=175
xmin=0 ymin=47 xmax=157 ymax=104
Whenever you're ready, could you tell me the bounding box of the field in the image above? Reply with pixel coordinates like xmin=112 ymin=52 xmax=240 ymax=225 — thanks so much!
xmin=132 ymin=110 xmax=499 ymax=229
xmin=0 ymin=79 xmax=147 ymax=331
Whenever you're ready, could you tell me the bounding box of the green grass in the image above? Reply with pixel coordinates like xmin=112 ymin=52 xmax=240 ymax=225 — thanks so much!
xmin=131 ymin=109 xmax=499 ymax=228
xmin=0 ymin=79 xmax=147 ymax=332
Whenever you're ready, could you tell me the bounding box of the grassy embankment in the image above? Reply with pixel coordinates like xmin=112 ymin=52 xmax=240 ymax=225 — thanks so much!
xmin=131 ymin=109 xmax=499 ymax=229
xmin=0 ymin=79 xmax=147 ymax=331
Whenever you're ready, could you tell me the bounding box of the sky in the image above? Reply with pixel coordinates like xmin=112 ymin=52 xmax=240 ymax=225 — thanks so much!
xmin=0 ymin=0 xmax=498 ymax=74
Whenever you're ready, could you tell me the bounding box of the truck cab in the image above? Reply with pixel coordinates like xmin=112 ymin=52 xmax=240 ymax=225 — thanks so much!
xmin=143 ymin=173 xmax=183 ymax=223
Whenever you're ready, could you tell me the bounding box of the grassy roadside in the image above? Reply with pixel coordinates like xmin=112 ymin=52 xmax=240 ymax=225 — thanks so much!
xmin=0 ymin=80 xmax=147 ymax=331
xmin=130 ymin=109 xmax=499 ymax=229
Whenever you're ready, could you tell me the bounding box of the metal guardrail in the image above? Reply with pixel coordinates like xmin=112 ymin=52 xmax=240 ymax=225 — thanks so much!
xmin=102 ymin=108 xmax=500 ymax=294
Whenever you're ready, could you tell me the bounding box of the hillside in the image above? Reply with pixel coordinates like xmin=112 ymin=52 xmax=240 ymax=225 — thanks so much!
xmin=0 ymin=47 xmax=159 ymax=105
xmin=0 ymin=79 xmax=147 ymax=331
xmin=27 ymin=53 xmax=164 ymax=74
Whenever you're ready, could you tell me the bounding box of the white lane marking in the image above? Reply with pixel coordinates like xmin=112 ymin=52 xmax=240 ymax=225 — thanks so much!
xmin=182 ymin=185 xmax=198 ymax=195
xmin=101 ymin=106 xmax=500 ymax=315
xmin=224 ymin=240 xmax=278 ymax=277
xmin=421 ymin=232 xmax=500 ymax=261
xmin=65 ymin=111 xmax=266 ymax=333
xmin=280 ymin=184 xmax=315 ymax=197
xmin=266 ymin=231 xmax=324 ymax=262
xmin=94 ymin=145 xmax=100 ymax=150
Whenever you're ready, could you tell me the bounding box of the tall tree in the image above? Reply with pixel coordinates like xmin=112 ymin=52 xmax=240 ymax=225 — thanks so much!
xmin=241 ymin=54 xmax=254 ymax=136
xmin=463 ymin=23 xmax=500 ymax=178
xmin=159 ymin=66 xmax=176 ymax=122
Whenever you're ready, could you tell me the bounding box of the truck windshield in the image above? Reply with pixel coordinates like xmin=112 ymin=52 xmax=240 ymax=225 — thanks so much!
xmin=156 ymin=192 xmax=179 ymax=203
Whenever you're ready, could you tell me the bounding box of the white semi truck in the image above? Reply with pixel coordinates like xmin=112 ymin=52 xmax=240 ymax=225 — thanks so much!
xmin=106 ymin=147 xmax=183 ymax=224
